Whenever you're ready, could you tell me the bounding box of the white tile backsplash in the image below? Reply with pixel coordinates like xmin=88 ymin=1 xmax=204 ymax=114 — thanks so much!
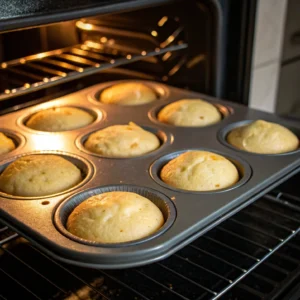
xmin=249 ymin=62 xmax=280 ymax=113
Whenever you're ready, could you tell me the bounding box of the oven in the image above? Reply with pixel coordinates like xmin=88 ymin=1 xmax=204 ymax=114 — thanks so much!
xmin=0 ymin=1 xmax=300 ymax=299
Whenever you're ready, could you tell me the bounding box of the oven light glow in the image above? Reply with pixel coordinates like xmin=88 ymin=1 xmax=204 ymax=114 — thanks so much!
xmin=24 ymin=83 xmax=30 ymax=88
xmin=4 ymin=89 xmax=10 ymax=94
xmin=78 ymin=68 xmax=84 ymax=73
xmin=35 ymin=53 xmax=47 ymax=59
xmin=19 ymin=58 xmax=26 ymax=64
xmin=100 ymin=37 xmax=108 ymax=43
xmin=110 ymin=59 xmax=115 ymax=64
xmin=1 ymin=63 xmax=7 ymax=68
xmin=167 ymin=35 xmax=175 ymax=43
xmin=85 ymin=40 xmax=103 ymax=50
xmin=43 ymin=78 xmax=49 ymax=82
xmin=162 ymin=52 xmax=172 ymax=61
xmin=107 ymin=39 xmax=115 ymax=45
xmin=76 ymin=21 xmax=93 ymax=31
xmin=151 ymin=30 xmax=158 ymax=37
xmin=158 ymin=16 xmax=168 ymax=27
xmin=186 ymin=54 xmax=205 ymax=69
xmin=141 ymin=51 xmax=147 ymax=56
xmin=126 ymin=54 xmax=132 ymax=60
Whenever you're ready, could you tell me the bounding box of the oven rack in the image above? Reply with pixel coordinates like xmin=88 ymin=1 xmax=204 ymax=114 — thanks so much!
xmin=0 ymin=40 xmax=187 ymax=102
xmin=1 ymin=179 xmax=300 ymax=300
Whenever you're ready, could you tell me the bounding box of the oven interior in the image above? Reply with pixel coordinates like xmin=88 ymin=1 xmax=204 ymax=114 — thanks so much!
xmin=0 ymin=1 xmax=218 ymax=111
xmin=0 ymin=0 xmax=299 ymax=299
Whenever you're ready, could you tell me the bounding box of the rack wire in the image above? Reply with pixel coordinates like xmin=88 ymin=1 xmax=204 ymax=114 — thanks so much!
xmin=1 ymin=175 xmax=300 ymax=300
xmin=0 ymin=40 xmax=187 ymax=102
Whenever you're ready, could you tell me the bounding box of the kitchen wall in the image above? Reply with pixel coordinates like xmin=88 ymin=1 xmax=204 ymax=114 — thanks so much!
xmin=248 ymin=0 xmax=287 ymax=113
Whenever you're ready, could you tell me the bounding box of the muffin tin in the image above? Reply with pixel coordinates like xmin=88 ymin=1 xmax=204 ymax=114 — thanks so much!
xmin=0 ymin=80 xmax=299 ymax=269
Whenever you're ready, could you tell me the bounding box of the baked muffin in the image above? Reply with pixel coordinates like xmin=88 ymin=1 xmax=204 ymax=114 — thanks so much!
xmin=84 ymin=122 xmax=160 ymax=157
xmin=26 ymin=107 xmax=94 ymax=132
xmin=67 ymin=191 xmax=164 ymax=243
xmin=0 ymin=154 xmax=82 ymax=197
xmin=0 ymin=132 xmax=15 ymax=155
xmin=160 ymin=151 xmax=239 ymax=191
xmin=158 ymin=99 xmax=221 ymax=127
xmin=100 ymin=82 xmax=157 ymax=105
xmin=227 ymin=120 xmax=299 ymax=154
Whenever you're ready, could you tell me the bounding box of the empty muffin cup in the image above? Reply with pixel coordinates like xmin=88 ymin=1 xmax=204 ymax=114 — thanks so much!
xmin=218 ymin=120 xmax=300 ymax=156
xmin=54 ymin=185 xmax=176 ymax=247
xmin=0 ymin=152 xmax=93 ymax=199
xmin=150 ymin=149 xmax=251 ymax=193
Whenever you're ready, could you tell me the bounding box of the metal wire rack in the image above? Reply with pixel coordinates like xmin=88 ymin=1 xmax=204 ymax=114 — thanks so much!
xmin=1 ymin=174 xmax=300 ymax=300
xmin=0 ymin=40 xmax=187 ymax=102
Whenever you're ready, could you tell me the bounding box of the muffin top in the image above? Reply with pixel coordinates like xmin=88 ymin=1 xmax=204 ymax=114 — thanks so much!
xmin=0 ymin=154 xmax=82 ymax=197
xmin=0 ymin=132 xmax=15 ymax=155
xmin=100 ymin=82 xmax=157 ymax=106
xmin=158 ymin=99 xmax=221 ymax=127
xmin=227 ymin=120 xmax=299 ymax=154
xmin=84 ymin=122 xmax=160 ymax=158
xmin=26 ymin=107 xmax=94 ymax=132
xmin=160 ymin=151 xmax=239 ymax=191
xmin=67 ymin=191 xmax=164 ymax=243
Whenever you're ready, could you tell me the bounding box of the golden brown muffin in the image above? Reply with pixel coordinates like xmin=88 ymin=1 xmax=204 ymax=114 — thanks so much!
xmin=0 ymin=155 xmax=82 ymax=197
xmin=227 ymin=120 xmax=299 ymax=154
xmin=67 ymin=191 xmax=164 ymax=243
xmin=0 ymin=132 xmax=15 ymax=155
xmin=26 ymin=107 xmax=94 ymax=132
xmin=100 ymin=82 xmax=157 ymax=105
xmin=84 ymin=122 xmax=160 ymax=157
xmin=160 ymin=151 xmax=239 ymax=191
xmin=158 ymin=99 xmax=221 ymax=127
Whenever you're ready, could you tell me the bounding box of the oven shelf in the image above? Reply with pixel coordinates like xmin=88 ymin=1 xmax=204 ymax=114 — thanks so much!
xmin=0 ymin=40 xmax=187 ymax=102
xmin=1 ymin=177 xmax=300 ymax=300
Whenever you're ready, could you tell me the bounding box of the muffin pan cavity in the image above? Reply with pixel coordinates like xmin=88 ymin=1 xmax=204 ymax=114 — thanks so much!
xmin=0 ymin=129 xmax=25 ymax=155
xmin=218 ymin=120 xmax=300 ymax=156
xmin=0 ymin=152 xmax=94 ymax=200
xmin=76 ymin=125 xmax=172 ymax=158
xmin=150 ymin=149 xmax=251 ymax=194
xmin=0 ymin=80 xmax=299 ymax=269
xmin=90 ymin=80 xmax=169 ymax=106
xmin=18 ymin=105 xmax=103 ymax=133
xmin=54 ymin=185 xmax=176 ymax=247
xmin=149 ymin=101 xmax=233 ymax=127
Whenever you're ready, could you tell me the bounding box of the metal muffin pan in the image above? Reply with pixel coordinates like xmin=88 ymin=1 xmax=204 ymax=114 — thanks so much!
xmin=17 ymin=104 xmax=104 ymax=134
xmin=0 ymin=128 xmax=26 ymax=154
xmin=0 ymin=79 xmax=300 ymax=269
xmin=218 ymin=119 xmax=300 ymax=156
xmin=150 ymin=148 xmax=252 ymax=194
xmin=55 ymin=184 xmax=176 ymax=247
xmin=0 ymin=151 xmax=94 ymax=200
xmin=76 ymin=124 xmax=173 ymax=158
